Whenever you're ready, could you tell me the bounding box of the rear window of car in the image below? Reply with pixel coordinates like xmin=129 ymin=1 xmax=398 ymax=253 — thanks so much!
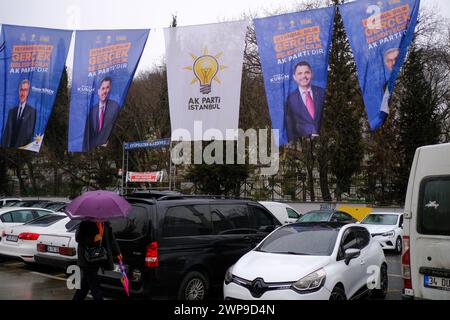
xmin=65 ymin=219 xmax=81 ymax=231
xmin=1 ymin=213 xmax=12 ymax=222
xmin=163 ymin=205 xmax=212 ymax=237
xmin=10 ymin=210 xmax=34 ymax=223
xmin=24 ymin=214 xmax=64 ymax=226
xmin=256 ymin=224 xmax=339 ymax=256
xmin=110 ymin=206 xmax=150 ymax=240
xmin=418 ymin=176 xmax=450 ymax=236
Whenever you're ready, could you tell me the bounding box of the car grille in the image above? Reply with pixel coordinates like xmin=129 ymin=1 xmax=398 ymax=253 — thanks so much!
xmin=231 ymin=276 xmax=293 ymax=298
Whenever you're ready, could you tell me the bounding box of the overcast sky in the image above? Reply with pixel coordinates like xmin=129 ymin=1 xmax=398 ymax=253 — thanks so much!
xmin=1 ymin=0 xmax=449 ymax=74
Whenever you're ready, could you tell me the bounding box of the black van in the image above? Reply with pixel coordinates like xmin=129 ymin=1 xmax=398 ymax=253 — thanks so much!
xmin=98 ymin=195 xmax=281 ymax=300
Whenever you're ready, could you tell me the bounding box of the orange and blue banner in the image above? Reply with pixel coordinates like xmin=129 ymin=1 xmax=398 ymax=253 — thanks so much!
xmin=68 ymin=29 xmax=149 ymax=152
xmin=0 ymin=25 xmax=72 ymax=152
xmin=254 ymin=7 xmax=335 ymax=145
xmin=340 ymin=0 xmax=420 ymax=130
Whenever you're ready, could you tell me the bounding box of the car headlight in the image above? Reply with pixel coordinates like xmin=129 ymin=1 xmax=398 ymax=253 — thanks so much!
xmin=224 ymin=265 xmax=234 ymax=284
xmin=382 ymin=231 xmax=395 ymax=237
xmin=293 ymin=269 xmax=326 ymax=292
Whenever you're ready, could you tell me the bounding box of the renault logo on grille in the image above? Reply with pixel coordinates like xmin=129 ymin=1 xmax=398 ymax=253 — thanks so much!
xmin=250 ymin=278 xmax=266 ymax=298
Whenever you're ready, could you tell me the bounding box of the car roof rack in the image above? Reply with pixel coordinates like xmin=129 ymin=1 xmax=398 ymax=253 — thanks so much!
xmin=124 ymin=190 xmax=182 ymax=199
xmin=124 ymin=197 xmax=157 ymax=205
xmin=156 ymin=195 xmax=254 ymax=201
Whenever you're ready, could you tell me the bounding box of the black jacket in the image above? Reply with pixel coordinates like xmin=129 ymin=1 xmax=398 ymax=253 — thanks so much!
xmin=76 ymin=220 xmax=121 ymax=270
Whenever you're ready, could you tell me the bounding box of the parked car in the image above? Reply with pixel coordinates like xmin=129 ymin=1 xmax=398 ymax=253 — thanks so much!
xmin=0 ymin=207 xmax=55 ymax=241
xmin=43 ymin=202 xmax=68 ymax=212
xmin=0 ymin=213 xmax=67 ymax=263
xmin=259 ymin=201 xmax=301 ymax=224
xmin=0 ymin=198 xmax=22 ymax=208
xmin=98 ymin=195 xmax=281 ymax=300
xmin=360 ymin=212 xmax=404 ymax=254
xmin=6 ymin=200 xmax=51 ymax=208
xmin=223 ymin=222 xmax=387 ymax=300
xmin=34 ymin=218 xmax=80 ymax=269
xmin=297 ymin=210 xmax=358 ymax=224
xmin=402 ymin=143 xmax=450 ymax=300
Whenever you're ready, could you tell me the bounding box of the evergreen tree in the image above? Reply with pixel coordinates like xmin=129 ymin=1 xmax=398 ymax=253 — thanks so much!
xmin=319 ymin=0 xmax=365 ymax=201
xmin=0 ymin=149 xmax=9 ymax=195
xmin=396 ymin=44 xmax=441 ymax=199
xmin=43 ymin=66 xmax=69 ymax=195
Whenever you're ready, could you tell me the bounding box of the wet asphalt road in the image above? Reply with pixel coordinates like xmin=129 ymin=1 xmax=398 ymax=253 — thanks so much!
xmin=0 ymin=252 xmax=403 ymax=300
xmin=0 ymin=256 xmax=73 ymax=300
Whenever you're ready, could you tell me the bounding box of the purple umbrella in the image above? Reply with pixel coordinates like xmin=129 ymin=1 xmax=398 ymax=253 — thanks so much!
xmin=65 ymin=190 xmax=132 ymax=221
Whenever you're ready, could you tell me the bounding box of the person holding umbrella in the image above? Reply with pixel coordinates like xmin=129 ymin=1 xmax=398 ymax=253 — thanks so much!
xmin=73 ymin=220 xmax=121 ymax=300
xmin=65 ymin=190 xmax=132 ymax=300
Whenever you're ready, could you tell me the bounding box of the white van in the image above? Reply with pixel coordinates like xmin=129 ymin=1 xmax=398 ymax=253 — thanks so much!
xmin=259 ymin=201 xmax=301 ymax=224
xmin=402 ymin=143 xmax=450 ymax=300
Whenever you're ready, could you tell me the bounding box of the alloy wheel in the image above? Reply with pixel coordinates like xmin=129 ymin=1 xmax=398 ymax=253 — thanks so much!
xmin=185 ymin=278 xmax=205 ymax=300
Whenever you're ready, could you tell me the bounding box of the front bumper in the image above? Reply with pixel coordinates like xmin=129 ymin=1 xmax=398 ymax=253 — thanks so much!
xmin=223 ymin=282 xmax=331 ymax=300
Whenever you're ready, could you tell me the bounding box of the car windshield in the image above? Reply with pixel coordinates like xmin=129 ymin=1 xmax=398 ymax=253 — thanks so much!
xmin=361 ymin=214 xmax=398 ymax=225
xmin=24 ymin=214 xmax=65 ymax=226
xmin=255 ymin=224 xmax=339 ymax=256
xmin=298 ymin=211 xmax=332 ymax=222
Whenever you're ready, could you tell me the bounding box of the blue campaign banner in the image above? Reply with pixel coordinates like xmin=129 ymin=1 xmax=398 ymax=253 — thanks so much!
xmin=0 ymin=25 xmax=72 ymax=152
xmin=254 ymin=7 xmax=335 ymax=145
xmin=340 ymin=0 xmax=420 ymax=130
xmin=68 ymin=29 xmax=149 ymax=152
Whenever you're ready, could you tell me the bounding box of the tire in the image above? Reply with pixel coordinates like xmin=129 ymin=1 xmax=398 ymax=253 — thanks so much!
xmin=177 ymin=271 xmax=209 ymax=300
xmin=395 ymin=237 xmax=402 ymax=255
xmin=371 ymin=264 xmax=388 ymax=299
xmin=329 ymin=285 xmax=347 ymax=300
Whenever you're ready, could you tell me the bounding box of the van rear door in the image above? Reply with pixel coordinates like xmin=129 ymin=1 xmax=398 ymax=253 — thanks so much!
xmin=104 ymin=204 xmax=153 ymax=292
xmin=413 ymin=176 xmax=450 ymax=299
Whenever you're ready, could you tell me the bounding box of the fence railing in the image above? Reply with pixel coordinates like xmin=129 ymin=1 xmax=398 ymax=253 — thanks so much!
xmin=4 ymin=176 xmax=403 ymax=206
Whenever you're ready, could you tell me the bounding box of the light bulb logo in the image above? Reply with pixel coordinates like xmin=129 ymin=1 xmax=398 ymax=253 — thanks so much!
xmin=185 ymin=47 xmax=227 ymax=95
xmin=193 ymin=55 xmax=218 ymax=94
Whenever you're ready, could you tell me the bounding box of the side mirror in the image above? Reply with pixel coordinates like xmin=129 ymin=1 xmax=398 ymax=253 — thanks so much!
xmin=344 ymin=248 xmax=361 ymax=265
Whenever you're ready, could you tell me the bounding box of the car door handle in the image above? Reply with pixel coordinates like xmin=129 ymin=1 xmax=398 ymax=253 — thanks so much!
xmin=243 ymin=236 xmax=252 ymax=241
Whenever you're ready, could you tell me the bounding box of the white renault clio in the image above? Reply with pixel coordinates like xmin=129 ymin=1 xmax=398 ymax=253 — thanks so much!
xmin=223 ymin=222 xmax=387 ymax=300
xmin=360 ymin=212 xmax=404 ymax=254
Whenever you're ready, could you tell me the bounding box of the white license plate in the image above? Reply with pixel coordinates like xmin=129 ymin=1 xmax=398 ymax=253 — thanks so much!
xmin=6 ymin=235 xmax=18 ymax=242
xmin=47 ymin=246 xmax=60 ymax=253
xmin=424 ymin=275 xmax=450 ymax=291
